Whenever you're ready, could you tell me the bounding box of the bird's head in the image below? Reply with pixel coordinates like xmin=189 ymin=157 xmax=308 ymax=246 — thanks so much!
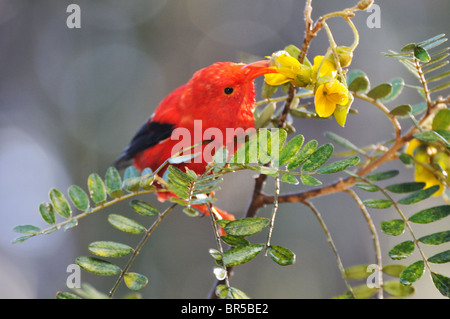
xmin=187 ymin=60 xmax=277 ymax=125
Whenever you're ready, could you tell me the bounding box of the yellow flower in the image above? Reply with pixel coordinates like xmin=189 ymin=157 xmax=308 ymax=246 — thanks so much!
xmin=264 ymin=51 xmax=311 ymax=87
xmin=312 ymin=55 xmax=337 ymax=80
xmin=406 ymin=139 xmax=449 ymax=196
xmin=314 ymin=79 xmax=349 ymax=118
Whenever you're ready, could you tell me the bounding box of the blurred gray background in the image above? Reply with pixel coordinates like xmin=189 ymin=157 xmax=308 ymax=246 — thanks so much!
xmin=1 ymin=0 xmax=448 ymax=298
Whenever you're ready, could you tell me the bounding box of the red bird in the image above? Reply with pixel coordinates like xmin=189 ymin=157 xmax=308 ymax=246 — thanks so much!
xmin=114 ymin=60 xmax=276 ymax=220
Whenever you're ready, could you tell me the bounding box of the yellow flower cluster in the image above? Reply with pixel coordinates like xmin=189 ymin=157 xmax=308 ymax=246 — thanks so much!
xmin=264 ymin=50 xmax=353 ymax=127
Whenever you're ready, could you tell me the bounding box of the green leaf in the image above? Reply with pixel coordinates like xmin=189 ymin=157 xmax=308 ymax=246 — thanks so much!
xmin=287 ymin=139 xmax=318 ymax=170
xmin=388 ymin=240 xmax=415 ymax=260
xmin=221 ymin=235 xmax=250 ymax=248
xmin=39 ymin=202 xmax=56 ymax=224
xmin=123 ymin=166 xmax=141 ymax=192
xmin=324 ymin=131 xmax=365 ymax=155
xmin=432 ymin=108 xmax=450 ymax=130
xmin=267 ymin=245 xmax=296 ymax=266
xmin=385 ymin=182 xmax=425 ymax=193
xmin=355 ymin=183 xmax=380 ymax=192
xmin=88 ymin=241 xmax=133 ymax=258
xmin=216 ymin=285 xmax=250 ymax=299
xmin=13 ymin=224 xmax=41 ymax=234
xmin=300 ymin=174 xmax=322 ymax=186
xmin=363 ymin=199 xmax=393 ymax=209
xmin=347 ymin=69 xmax=370 ymax=93
xmin=129 ymin=200 xmax=159 ymax=216
xmin=383 ymin=264 xmax=407 ymax=277
xmin=380 ymin=78 xmax=404 ymax=102
xmin=261 ymin=83 xmax=278 ymax=99
xmin=397 ymin=185 xmax=439 ymax=205
xmin=281 ymin=173 xmax=299 ymax=185
xmin=49 ymin=188 xmax=72 ymax=218
xmin=400 ymin=260 xmax=424 ymax=285
xmin=414 ymin=46 xmax=431 ymax=62
xmin=124 ymin=272 xmax=148 ymax=291
xmin=56 ymin=291 xmax=83 ymax=299
xmin=279 ymin=134 xmax=304 ymax=166
xmin=344 ymin=264 xmax=372 ymax=280
xmin=302 ymin=143 xmax=334 ymax=172
xmin=366 ymin=170 xmax=399 ymax=181
xmin=428 ymin=250 xmax=450 ymax=264
xmin=223 ymin=244 xmax=264 ymax=267
xmin=76 ymin=256 xmax=121 ymax=276
xmin=223 ymin=218 xmax=269 ymax=237
xmin=316 ymin=156 xmax=360 ymax=174
xmin=383 ymin=281 xmax=415 ymax=297
xmin=431 ymin=272 xmax=450 ymax=297
xmin=108 ymin=214 xmax=146 ymax=234
xmin=105 ymin=167 xmax=123 ymax=198
xmin=419 ymin=231 xmax=450 ymax=245
xmin=255 ymin=102 xmax=276 ymax=129
xmin=410 ymin=205 xmax=450 ymax=224
xmin=367 ymin=83 xmax=393 ymax=100
xmin=381 ymin=219 xmax=405 ymax=236
xmin=68 ymin=185 xmax=90 ymax=211
xmin=87 ymin=173 xmax=107 ymax=205
xmin=389 ymin=104 xmax=412 ymax=116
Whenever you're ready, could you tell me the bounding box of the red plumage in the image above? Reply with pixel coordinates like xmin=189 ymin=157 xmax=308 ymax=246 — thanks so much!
xmin=114 ymin=60 xmax=275 ymax=221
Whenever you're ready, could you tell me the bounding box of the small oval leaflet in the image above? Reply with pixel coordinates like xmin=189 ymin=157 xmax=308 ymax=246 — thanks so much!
xmin=267 ymin=245 xmax=296 ymax=266
xmin=300 ymin=174 xmax=322 ymax=186
xmin=88 ymin=173 xmax=107 ymax=204
xmin=383 ymin=281 xmax=415 ymax=297
xmin=49 ymin=188 xmax=72 ymax=218
xmin=428 ymin=251 xmax=450 ymax=264
xmin=344 ymin=264 xmax=372 ymax=280
xmin=215 ymin=285 xmax=249 ymax=299
xmin=382 ymin=264 xmax=407 ymax=277
xmin=124 ymin=272 xmax=149 ymax=291
xmin=39 ymin=202 xmax=56 ymax=224
xmin=105 ymin=167 xmax=123 ymax=198
xmin=68 ymin=185 xmax=90 ymax=211
xmin=108 ymin=214 xmax=146 ymax=234
xmin=366 ymin=170 xmax=399 ymax=181
xmin=418 ymin=230 xmax=450 ymax=245
xmin=388 ymin=240 xmax=415 ymax=260
xmin=88 ymin=241 xmax=133 ymax=258
xmin=397 ymin=185 xmax=440 ymax=205
xmin=223 ymin=218 xmax=269 ymax=237
xmin=223 ymin=244 xmax=264 ymax=267
xmin=381 ymin=219 xmax=405 ymax=236
xmin=409 ymin=205 xmax=450 ymax=224
xmin=400 ymin=260 xmax=425 ymax=286
xmin=281 ymin=173 xmax=299 ymax=185
xmin=431 ymin=272 xmax=450 ymax=297
xmin=301 ymin=143 xmax=334 ymax=172
xmin=367 ymin=83 xmax=393 ymax=100
xmin=363 ymin=199 xmax=393 ymax=209
xmin=380 ymin=77 xmax=404 ymax=102
xmin=316 ymin=156 xmax=360 ymax=174
xmin=279 ymin=134 xmax=304 ymax=166
xmin=287 ymin=139 xmax=318 ymax=170
xmin=347 ymin=69 xmax=370 ymax=93
xmin=76 ymin=256 xmax=121 ymax=276
xmin=129 ymin=199 xmax=159 ymax=216
xmin=385 ymin=182 xmax=425 ymax=194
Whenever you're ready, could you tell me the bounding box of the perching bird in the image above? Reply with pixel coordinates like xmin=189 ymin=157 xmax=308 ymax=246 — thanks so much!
xmin=114 ymin=60 xmax=276 ymax=220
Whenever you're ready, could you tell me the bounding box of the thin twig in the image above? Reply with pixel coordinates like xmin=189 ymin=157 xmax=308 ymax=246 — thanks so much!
xmin=301 ymin=199 xmax=355 ymax=298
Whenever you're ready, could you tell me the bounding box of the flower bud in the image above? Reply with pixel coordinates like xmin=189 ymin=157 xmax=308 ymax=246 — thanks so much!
xmin=357 ymin=0 xmax=374 ymax=10
xmin=335 ymin=46 xmax=354 ymax=67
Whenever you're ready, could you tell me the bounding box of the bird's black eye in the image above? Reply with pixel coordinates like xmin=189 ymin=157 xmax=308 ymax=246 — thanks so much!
xmin=224 ymin=87 xmax=234 ymax=95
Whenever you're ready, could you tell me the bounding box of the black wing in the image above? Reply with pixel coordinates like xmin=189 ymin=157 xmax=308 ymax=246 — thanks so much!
xmin=114 ymin=121 xmax=175 ymax=169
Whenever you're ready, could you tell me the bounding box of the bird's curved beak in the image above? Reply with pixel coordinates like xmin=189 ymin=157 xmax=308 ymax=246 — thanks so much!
xmin=242 ymin=60 xmax=278 ymax=80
